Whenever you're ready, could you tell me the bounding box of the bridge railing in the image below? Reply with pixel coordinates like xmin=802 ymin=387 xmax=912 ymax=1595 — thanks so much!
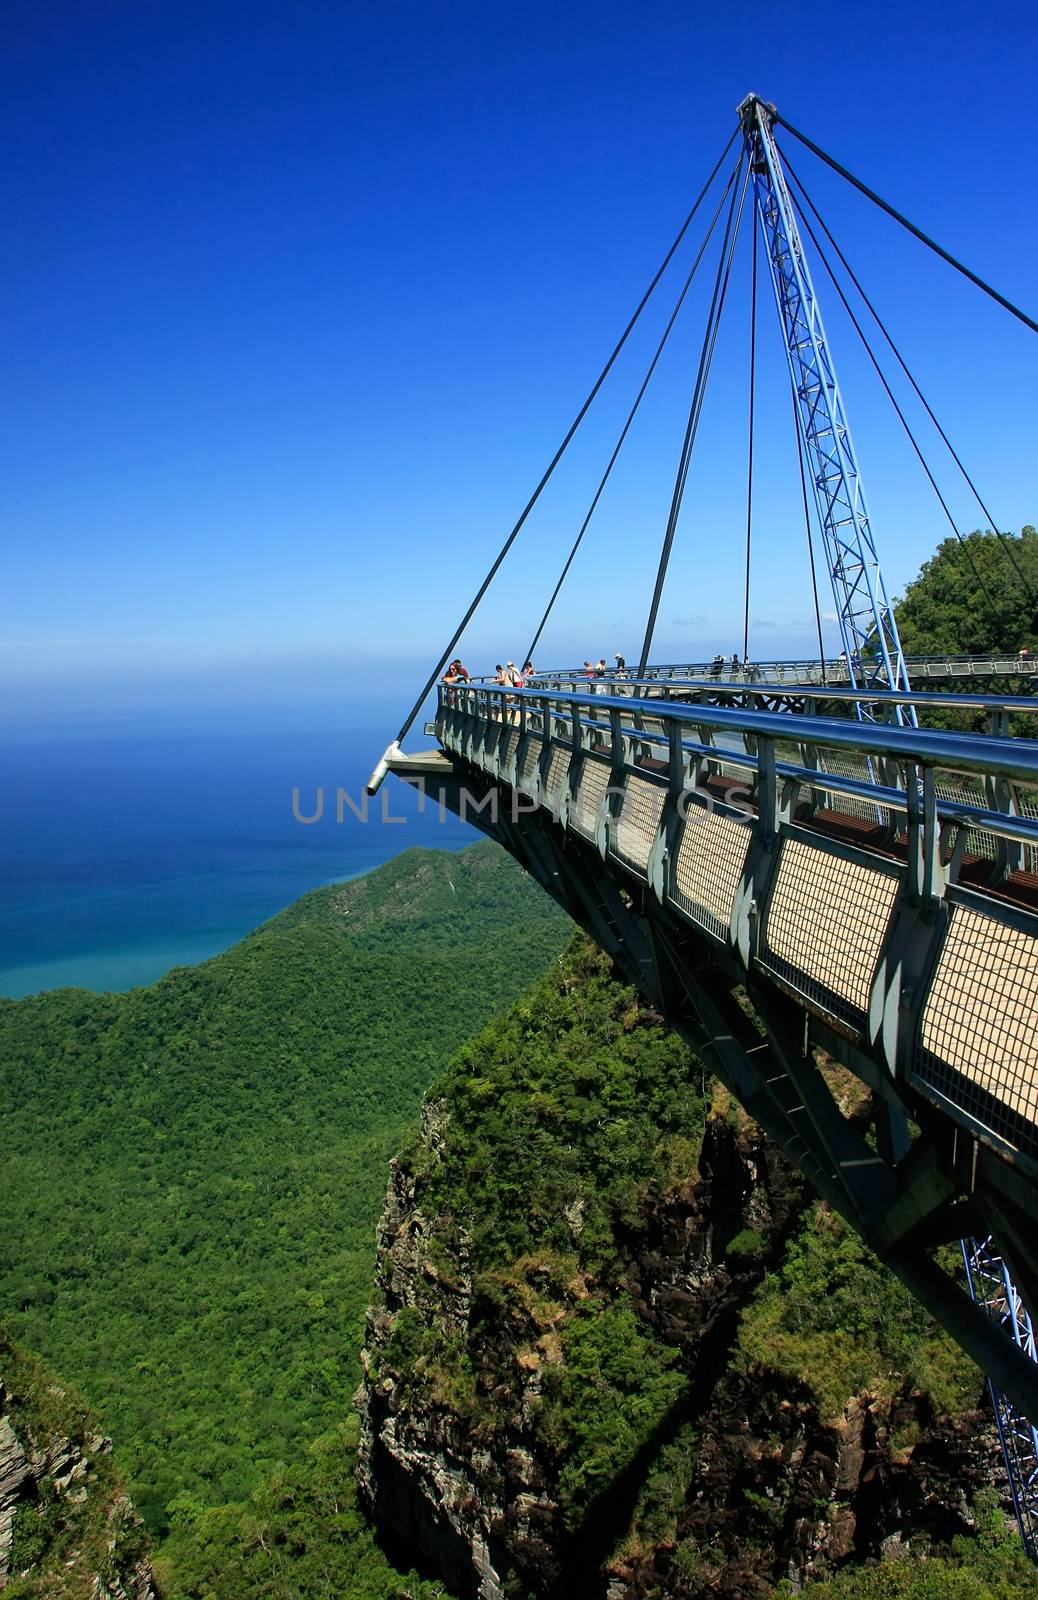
xmin=434 ymin=681 xmax=1038 ymax=1177
xmin=502 ymin=671 xmax=1038 ymax=728
xmin=508 ymin=676 xmax=1038 ymax=851
xmin=491 ymin=654 xmax=1038 ymax=686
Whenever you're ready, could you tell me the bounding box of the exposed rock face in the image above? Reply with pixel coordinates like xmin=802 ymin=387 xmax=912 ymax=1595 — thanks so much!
xmin=357 ymin=1103 xmax=503 ymax=1600
xmin=0 ymin=1331 xmax=154 ymax=1598
xmin=607 ymin=1371 xmax=1000 ymax=1598
xmin=357 ymin=1095 xmax=999 ymax=1600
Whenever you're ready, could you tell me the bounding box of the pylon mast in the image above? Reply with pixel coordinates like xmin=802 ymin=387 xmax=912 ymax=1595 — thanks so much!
xmin=964 ymin=1239 xmax=1038 ymax=1559
xmin=739 ymin=94 xmax=911 ymax=712
xmin=738 ymin=93 xmax=1037 ymax=1560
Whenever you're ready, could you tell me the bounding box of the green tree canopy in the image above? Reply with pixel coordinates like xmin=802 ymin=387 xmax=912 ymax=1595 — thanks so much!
xmin=894 ymin=525 xmax=1038 ymax=656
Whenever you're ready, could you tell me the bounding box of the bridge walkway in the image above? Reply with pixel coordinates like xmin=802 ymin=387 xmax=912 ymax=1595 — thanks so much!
xmin=387 ymin=675 xmax=1038 ymax=1423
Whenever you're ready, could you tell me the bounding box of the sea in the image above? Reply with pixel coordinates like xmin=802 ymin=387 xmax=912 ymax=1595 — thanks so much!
xmin=0 ymin=720 xmax=476 ymax=999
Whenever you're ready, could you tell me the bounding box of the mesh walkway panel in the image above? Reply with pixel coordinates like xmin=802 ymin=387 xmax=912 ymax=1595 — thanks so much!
xmin=518 ymin=736 xmax=543 ymax=796
xmin=918 ymin=905 xmax=1038 ymax=1159
xmin=672 ymin=804 xmax=753 ymax=942
xmin=762 ymin=837 xmax=900 ymax=1029
xmin=571 ymin=759 xmax=611 ymax=841
xmin=612 ymin=776 xmax=665 ymax=876
xmin=543 ymin=748 xmax=571 ymax=814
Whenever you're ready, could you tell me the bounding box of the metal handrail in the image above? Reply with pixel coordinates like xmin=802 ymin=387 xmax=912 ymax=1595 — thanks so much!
xmin=461 ymin=672 xmax=1038 ymax=717
xmin=522 ymin=674 xmax=1038 ymax=718
xmin=532 ymin=653 xmax=1038 ymax=677
xmin=450 ymin=684 xmax=1038 ymax=787
xmin=465 ymin=699 xmax=1036 ymax=848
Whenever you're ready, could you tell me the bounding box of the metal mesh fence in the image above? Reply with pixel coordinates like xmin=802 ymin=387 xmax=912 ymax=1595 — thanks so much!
xmin=612 ymin=776 xmax=665 ymax=876
xmin=671 ymin=804 xmax=753 ymax=942
xmin=918 ymin=904 xmax=1038 ymax=1158
xmin=570 ymin=759 xmax=611 ymax=841
xmin=761 ymin=837 xmax=900 ymax=1029
xmin=813 ymin=748 xmax=893 ymax=828
xmin=542 ymin=747 xmax=571 ymax=814
xmin=517 ymin=737 xmax=543 ymax=796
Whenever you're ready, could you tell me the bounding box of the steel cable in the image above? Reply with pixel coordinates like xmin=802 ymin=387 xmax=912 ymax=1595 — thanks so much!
xmin=388 ymin=128 xmax=741 ymax=751
xmin=786 ymin=184 xmax=1005 ymax=623
xmin=775 ymin=111 xmax=1038 ymax=336
xmin=638 ymin=149 xmax=752 ymax=675
xmin=789 ymin=381 xmax=827 ymax=681
xmin=523 ymin=157 xmax=743 ymax=669
xmin=742 ymin=206 xmax=757 ymax=665
xmin=781 ymin=146 xmax=1036 ymax=607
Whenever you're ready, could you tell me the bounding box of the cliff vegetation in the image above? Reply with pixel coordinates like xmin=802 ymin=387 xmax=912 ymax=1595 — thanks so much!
xmin=0 ymin=1325 xmax=154 ymax=1598
xmin=4 ymin=840 xmax=1037 ymax=1598
xmin=358 ymin=935 xmax=1035 ymax=1599
xmin=0 ymin=842 xmax=570 ymax=1532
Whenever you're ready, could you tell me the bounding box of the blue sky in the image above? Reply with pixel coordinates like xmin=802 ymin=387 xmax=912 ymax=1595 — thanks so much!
xmin=4 ymin=0 xmax=1036 ymax=734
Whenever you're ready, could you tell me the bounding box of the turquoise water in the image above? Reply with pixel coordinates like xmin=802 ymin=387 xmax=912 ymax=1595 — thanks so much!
xmin=0 ymin=724 xmax=475 ymax=998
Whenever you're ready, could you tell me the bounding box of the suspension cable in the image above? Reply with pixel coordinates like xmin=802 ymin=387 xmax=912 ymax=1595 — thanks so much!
xmin=523 ymin=157 xmax=742 ymax=669
xmin=789 ymin=381 xmax=827 ymax=681
xmin=775 ymin=111 xmax=1038 ymax=337
xmin=787 ymin=186 xmax=1004 ymax=621
xmin=686 ymin=165 xmax=751 ymax=462
xmin=743 ymin=206 xmax=757 ymax=664
xmin=638 ymin=150 xmax=752 ymax=676
xmin=781 ymin=146 xmax=1037 ymax=606
xmin=387 ymin=128 xmax=741 ymax=751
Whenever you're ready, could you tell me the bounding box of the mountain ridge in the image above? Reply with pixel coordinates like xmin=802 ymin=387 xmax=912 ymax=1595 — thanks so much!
xmin=0 ymin=840 xmax=572 ymax=1530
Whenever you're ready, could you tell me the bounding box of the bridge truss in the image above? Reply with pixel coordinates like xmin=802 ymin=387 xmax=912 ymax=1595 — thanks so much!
xmin=371 ymin=95 xmax=1038 ymax=1555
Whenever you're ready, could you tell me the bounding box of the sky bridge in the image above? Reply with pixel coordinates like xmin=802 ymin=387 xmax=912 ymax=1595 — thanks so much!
xmin=371 ymin=93 xmax=1038 ymax=1551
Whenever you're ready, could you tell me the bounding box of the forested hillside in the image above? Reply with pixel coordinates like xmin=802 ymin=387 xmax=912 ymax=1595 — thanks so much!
xmin=4 ymin=839 xmax=1037 ymax=1597
xmin=0 ymin=841 xmax=571 ymax=1533
xmin=357 ymin=936 xmax=1038 ymax=1600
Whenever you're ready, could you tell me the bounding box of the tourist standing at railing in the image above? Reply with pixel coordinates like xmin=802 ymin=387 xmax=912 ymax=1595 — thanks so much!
xmin=595 ymin=658 xmax=607 ymax=677
xmin=522 ymin=659 xmax=536 ymax=682
xmin=441 ymin=659 xmax=469 ymax=702
xmin=584 ymin=660 xmax=595 ymax=679
xmin=614 ymin=652 xmax=627 ymax=677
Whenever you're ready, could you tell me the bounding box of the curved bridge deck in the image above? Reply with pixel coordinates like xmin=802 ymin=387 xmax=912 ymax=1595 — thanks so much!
xmin=390 ymin=675 xmax=1038 ymax=1421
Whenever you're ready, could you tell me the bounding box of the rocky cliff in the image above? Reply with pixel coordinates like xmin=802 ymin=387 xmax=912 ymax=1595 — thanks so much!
xmin=0 ymin=1328 xmax=153 ymax=1599
xmin=356 ymin=937 xmax=1005 ymax=1599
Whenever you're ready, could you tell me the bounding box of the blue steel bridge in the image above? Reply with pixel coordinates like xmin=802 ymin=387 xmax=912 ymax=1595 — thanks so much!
xmin=369 ymin=95 xmax=1038 ymax=1552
